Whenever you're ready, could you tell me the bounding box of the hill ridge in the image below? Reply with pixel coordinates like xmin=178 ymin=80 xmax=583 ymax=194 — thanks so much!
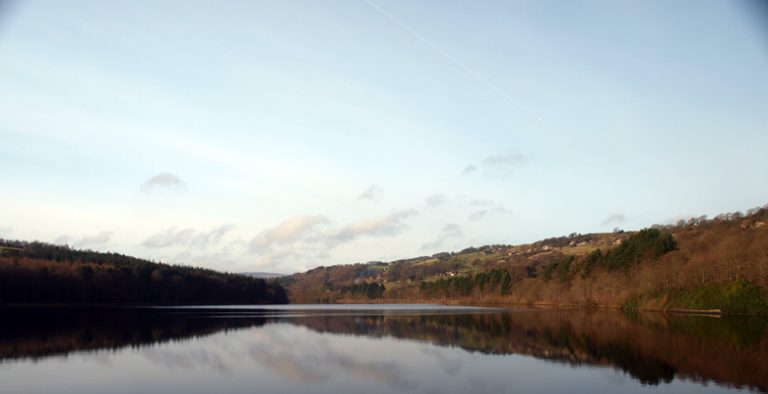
xmin=282 ymin=204 xmax=768 ymax=314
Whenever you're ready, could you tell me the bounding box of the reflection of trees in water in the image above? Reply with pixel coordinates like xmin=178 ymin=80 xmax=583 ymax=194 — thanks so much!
xmin=1 ymin=308 xmax=766 ymax=392
xmin=289 ymin=311 xmax=768 ymax=392
xmin=0 ymin=307 xmax=267 ymax=361
xmin=572 ymin=331 xmax=676 ymax=385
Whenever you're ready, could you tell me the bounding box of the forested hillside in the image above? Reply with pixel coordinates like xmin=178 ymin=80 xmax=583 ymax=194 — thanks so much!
xmin=3 ymin=204 xmax=766 ymax=310
xmin=0 ymin=241 xmax=288 ymax=304
xmin=282 ymin=204 xmax=768 ymax=314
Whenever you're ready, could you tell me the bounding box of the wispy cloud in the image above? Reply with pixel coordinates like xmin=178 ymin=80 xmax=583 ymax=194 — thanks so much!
xmin=461 ymin=165 xmax=477 ymax=176
xmin=78 ymin=231 xmax=113 ymax=247
xmin=422 ymin=224 xmax=462 ymax=250
xmin=191 ymin=224 xmax=236 ymax=248
xmin=141 ymin=224 xmax=235 ymax=250
xmin=661 ymin=214 xmax=694 ymax=226
xmin=601 ymin=213 xmax=626 ymax=226
xmin=142 ymin=227 xmax=197 ymax=248
xmin=467 ymin=200 xmax=511 ymax=221
xmin=141 ymin=172 xmax=187 ymax=192
xmin=56 ymin=231 xmax=113 ymax=249
xmin=246 ymin=215 xmax=335 ymax=271
xmin=463 ymin=151 xmax=526 ymax=178
xmin=171 ymin=247 xmax=242 ymax=269
xmin=356 ymin=184 xmax=383 ymax=201
xmin=334 ymin=209 xmax=417 ymax=243
xmin=250 ymin=215 xmax=330 ymax=250
xmin=424 ymin=193 xmax=445 ymax=208
xmin=246 ymin=210 xmax=418 ymax=270
xmin=482 ymin=152 xmax=526 ymax=169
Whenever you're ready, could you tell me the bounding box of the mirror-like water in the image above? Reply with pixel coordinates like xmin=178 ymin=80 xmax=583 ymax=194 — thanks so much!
xmin=1 ymin=305 xmax=766 ymax=394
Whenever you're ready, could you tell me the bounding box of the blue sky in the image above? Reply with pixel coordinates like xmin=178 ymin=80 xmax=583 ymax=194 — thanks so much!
xmin=1 ymin=0 xmax=767 ymax=273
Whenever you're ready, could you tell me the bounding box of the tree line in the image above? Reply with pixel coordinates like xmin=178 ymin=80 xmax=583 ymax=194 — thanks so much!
xmin=0 ymin=239 xmax=288 ymax=304
xmin=580 ymin=228 xmax=677 ymax=276
xmin=419 ymin=268 xmax=512 ymax=298
xmin=341 ymin=282 xmax=385 ymax=299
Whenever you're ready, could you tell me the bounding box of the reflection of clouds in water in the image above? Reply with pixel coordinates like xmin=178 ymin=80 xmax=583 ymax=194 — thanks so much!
xmin=245 ymin=325 xmax=329 ymax=382
xmin=247 ymin=325 xmax=417 ymax=390
xmin=420 ymin=346 xmax=511 ymax=394
xmin=128 ymin=323 xmax=528 ymax=394
xmin=328 ymin=352 xmax=416 ymax=390
xmin=82 ymin=351 xmax=114 ymax=368
xmin=143 ymin=348 xmax=230 ymax=374
xmin=421 ymin=347 xmax=463 ymax=375
xmin=599 ymin=368 xmax=628 ymax=386
xmin=247 ymin=342 xmax=328 ymax=383
xmin=468 ymin=374 xmax=508 ymax=394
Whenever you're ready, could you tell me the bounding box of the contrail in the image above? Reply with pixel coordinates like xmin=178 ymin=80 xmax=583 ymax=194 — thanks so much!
xmin=363 ymin=0 xmax=544 ymax=123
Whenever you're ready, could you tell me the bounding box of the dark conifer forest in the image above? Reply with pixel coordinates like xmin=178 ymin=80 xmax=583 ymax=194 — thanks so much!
xmin=0 ymin=240 xmax=288 ymax=304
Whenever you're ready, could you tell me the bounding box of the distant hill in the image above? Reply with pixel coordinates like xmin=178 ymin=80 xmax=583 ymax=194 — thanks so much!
xmin=240 ymin=272 xmax=286 ymax=279
xmin=0 ymin=241 xmax=288 ymax=305
xmin=281 ymin=203 xmax=768 ymax=314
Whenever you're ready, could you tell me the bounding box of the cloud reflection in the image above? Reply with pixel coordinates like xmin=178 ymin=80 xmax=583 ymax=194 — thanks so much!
xmin=246 ymin=325 xmax=417 ymax=390
xmin=143 ymin=348 xmax=230 ymax=373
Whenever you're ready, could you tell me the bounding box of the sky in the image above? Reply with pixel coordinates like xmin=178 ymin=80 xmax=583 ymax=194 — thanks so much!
xmin=1 ymin=0 xmax=767 ymax=274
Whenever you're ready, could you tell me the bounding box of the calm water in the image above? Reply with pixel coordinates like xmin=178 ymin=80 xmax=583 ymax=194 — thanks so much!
xmin=1 ymin=305 xmax=766 ymax=394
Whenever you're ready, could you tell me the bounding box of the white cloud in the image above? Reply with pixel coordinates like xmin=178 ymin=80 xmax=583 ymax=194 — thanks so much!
xmin=425 ymin=194 xmax=445 ymax=208
xmin=481 ymin=152 xmax=526 ymax=168
xmin=171 ymin=247 xmax=241 ymax=268
xmin=334 ymin=209 xmax=417 ymax=243
xmin=467 ymin=200 xmax=511 ymax=221
xmin=422 ymin=224 xmax=462 ymax=250
xmin=461 ymin=165 xmax=477 ymax=176
xmin=245 ymin=210 xmax=418 ymax=271
xmin=191 ymin=224 xmax=235 ymax=248
xmin=76 ymin=231 xmax=113 ymax=248
xmin=142 ymin=227 xmax=197 ymax=248
xmin=246 ymin=215 xmax=333 ymax=271
xmin=357 ymin=185 xmax=383 ymax=201
xmin=143 ymin=225 xmax=235 ymax=249
xmin=141 ymin=172 xmax=187 ymax=192
xmin=250 ymin=215 xmax=330 ymax=250
xmin=601 ymin=213 xmax=626 ymax=226
xmin=54 ymin=231 xmax=113 ymax=249
xmin=463 ymin=151 xmax=526 ymax=178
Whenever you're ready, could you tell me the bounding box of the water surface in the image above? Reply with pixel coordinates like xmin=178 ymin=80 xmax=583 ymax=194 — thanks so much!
xmin=1 ymin=305 xmax=766 ymax=393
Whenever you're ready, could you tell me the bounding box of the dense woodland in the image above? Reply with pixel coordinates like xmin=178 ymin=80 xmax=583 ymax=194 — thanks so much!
xmin=2 ymin=204 xmax=766 ymax=310
xmin=284 ymin=204 xmax=768 ymax=314
xmin=0 ymin=241 xmax=288 ymax=304
xmin=420 ymin=268 xmax=512 ymax=298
